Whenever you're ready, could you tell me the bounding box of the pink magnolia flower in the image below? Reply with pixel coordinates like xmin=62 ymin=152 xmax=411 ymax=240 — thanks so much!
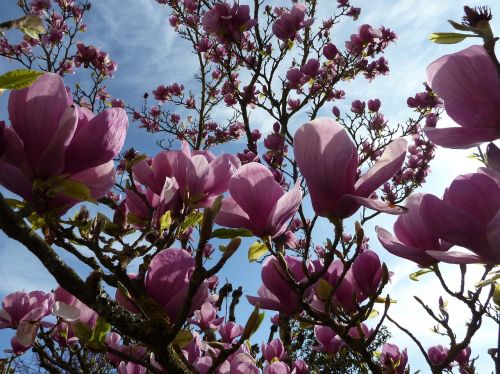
xmin=0 ymin=290 xmax=54 ymax=347
xmin=219 ymin=321 xmax=243 ymax=343
xmin=144 ymin=248 xmax=209 ymax=321
xmin=0 ymin=291 xmax=54 ymax=330
xmin=421 ymin=173 xmax=500 ymax=264
xmin=228 ymin=352 xmax=260 ymax=374
xmin=263 ymin=361 xmax=291 ymax=374
xmin=215 ymin=163 xmax=302 ymax=238
xmin=247 ymin=255 xmax=311 ymax=315
xmin=202 ymin=2 xmax=257 ymax=43
xmin=427 ymin=345 xmax=449 ymax=365
xmin=425 ymin=45 xmax=500 ymax=148
xmin=313 ymin=325 xmax=342 ymax=354
xmin=294 ymin=118 xmax=407 ymax=219
xmin=380 ymin=343 xmax=408 ymax=374
xmin=190 ymin=302 xmax=224 ymax=330
xmin=272 ymin=3 xmax=314 ymax=42
xmin=262 ymin=338 xmax=287 ymax=362
xmin=376 ymin=193 xmax=450 ymax=266
xmin=0 ymin=73 xmax=127 ymax=212
xmin=351 ymin=250 xmax=383 ymax=297
xmin=128 ymin=141 xmax=239 ymax=225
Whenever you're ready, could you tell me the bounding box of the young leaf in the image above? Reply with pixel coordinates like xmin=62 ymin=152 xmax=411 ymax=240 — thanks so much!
xmin=428 ymin=32 xmax=471 ymax=44
xmin=18 ymin=15 xmax=45 ymax=40
xmin=0 ymin=69 xmax=44 ymax=90
xmin=212 ymin=228 xmax=253 ymax=239
xmin=248 ymin=241 xmax=268 ymax=262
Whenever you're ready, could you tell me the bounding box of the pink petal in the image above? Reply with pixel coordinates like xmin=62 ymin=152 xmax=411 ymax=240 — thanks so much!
xmin=420 ymin=194 xmax=487 ymax=253
xmin=8 ymin=73 xmax=70 ymax=170
xmin=267 ymin=180 xmax=302 ymax=237
xmin=215 ymin=197 xmax=253 ymax=231
xmin=70 ymin=160 xmax=116 ymax=199
xmin=426 ymin=250 xmax=485 ymax=264
xmin=36 ymin=105 xmax=78 ymax=177
xmin=133 ymin=159 xmax=164 ymax=195
xmin=336 ymin=194 xmax=406 ymax=218
xmin=376 ymin=226 xmax=438 ymax=266
xmin=186 ymin=155 xmax=210 ymax=196
xmin=486 ymin=211 xmax=500 ymax=263
xmin=424 ymin=127 xmax=500 ymax=149
xmin=427 ymin=45 xmax=500 ymax=130
xmin=355 ymin=138 xmax=407 ymax=197
xmin=294 ymin=117 xmax=357 ymax=217
xmin=64 ymin=108 xmax=128 ymax=173
xmin=228 ymin=163 xmax=284 ymax=225
xmin=0 ymin=160 xmax=33 ymax=200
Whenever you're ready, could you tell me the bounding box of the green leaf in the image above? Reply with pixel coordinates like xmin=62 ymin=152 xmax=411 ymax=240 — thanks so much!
xmin=212 ymin=228 xmax=253 ymax=239
xmin=428 ymin=32 xmax=471 ymax=44
xmin=18 ymin=15 xmax=45 ymax=40
xmin=4 ymin=198 xmax=25 ymax=209
xmin=180 ymin=211 xmax=203 ymax=232
xmin=366 ymin=309 xmax=379 ymax=319
xmin=89 ymin=317 xmax=111 ymax=345
xmin=48 ymin=179 xmax=91 ymax=201
xmin=409 ymin=267 xmax=434 ymax=281
xmin=174 ymin=330 xmax=193 ymax=348
xmin=159 ymin=211 xmax=172 ymax=234
xmin=0 ymin=69 xmax=44 ymax=90
xmin=247 ymin=241 xmax=268 ymax=262
xmin=476 ymin=273 xmax=500 ymax=288
xmin=315 ymin=279 xmax=333 ymax=301
xmin=73 ymin=321 xmax=92 ymax=344
xmin=242 ymin=306 xmax=265 ymax=339
xmin=28 ymin=212 xmax=46 ymax=231
xmin=494 ymin=284 xmax=500 ymax=307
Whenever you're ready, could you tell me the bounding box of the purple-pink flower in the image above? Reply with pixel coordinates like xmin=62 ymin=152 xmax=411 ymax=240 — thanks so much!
xmin=380 ymin=343 xmax=408 ymax=374
xmin=425 ymin=45 xmax=500 ymax=149
xmin=294 ymin=117 xmax=407 ymax=219
xmin=421 ymin=173 xmax=500 ymax=264
xmin=247 ymin=255 xmax=311 ymax=315
xmin=0 ymin=73 xmax=127 ymax=212
xmin=144 ymin=248 xmax=209 ymax=321
xmin=376 ymin=193 xmax=450 ymax=266
xmin=202 ymin=2 xmax=257 ymax=43
xmin=215 ymin=162 xmax=302 ymax=238
xmin=272 ymin=3 xmax=314 ymax=42
xmin=262 ymin=338 xmax=287 ymax=362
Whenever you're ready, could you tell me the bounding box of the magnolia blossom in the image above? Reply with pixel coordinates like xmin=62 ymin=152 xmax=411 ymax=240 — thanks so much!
xmin=376 ymin=193 xmax=450 ymax=266
xmin=421 ymin=173 xmax=500 ymax=264
xmin=247 ymin=255 xmax=311 ymax=315
xmin=313 ymin=325 xmax=343 ymax=354
xmin=202 ymin=2 xmax=257 ymax=43
xmin=190 ymin=302 xmax=224 ymax=330
xmin=425 ymin=45 xmax=500 ymax=148
xmin=272 ymin=3 xmax=314 ymax=41
xmin=294 ymin=118 xmax=407 ymax=219
xmin=0 ymin=73 xmax=127 ymax=212
xmin=380 ymin=343 xmax=408 ymax=374
xmin=126 ymin=142 xmax=239 ymax=225
xmin=262 ymin=338 xmax=287 ymax=362
xmin=144 ymin=248 xmax=209 ymax=320
xmin=427 ymin=345 xmax=449 ymax=365
xmin=0 ymin=291 xmax=54 ymax=347
xmin=215 ymin=162 xmax=302 ymax=238
xmin=218 ymin=321 xmax=244 ymax=343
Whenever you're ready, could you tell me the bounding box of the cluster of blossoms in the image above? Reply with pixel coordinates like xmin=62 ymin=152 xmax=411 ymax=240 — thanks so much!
xmin=74 ymin=42 xmax=118 ymax=77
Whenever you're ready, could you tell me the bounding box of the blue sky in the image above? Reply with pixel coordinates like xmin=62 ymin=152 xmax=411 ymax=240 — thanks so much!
xmin=0 ymin=0 xmax=499 ymax=372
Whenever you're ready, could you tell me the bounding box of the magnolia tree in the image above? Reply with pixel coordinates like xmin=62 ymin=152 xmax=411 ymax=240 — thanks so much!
xmin=0 ymin=0 xmax=498 ymax=373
